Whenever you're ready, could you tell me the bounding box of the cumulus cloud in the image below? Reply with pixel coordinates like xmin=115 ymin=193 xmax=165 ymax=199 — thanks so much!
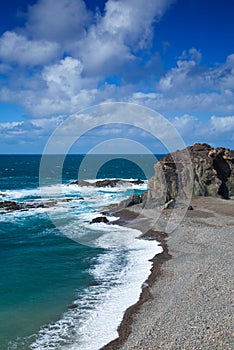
xmin=0 ymin=31 xmax=60 ymax=66
xmin=159 ymin=50 xmax=234 ymax=94
xmin=0 ymin=0 xmax=175 ymax=116
xmin=74 ymin=0 xmax=175 ymax=76
xmin=100 ymin=0 xmax=171 ymax=49
xmin=43 ymin=57 xmax=84 ymax=94
xmin=27 ymin=57 xmax=98 ymax=115
xmin=210 ymin=115 xmax=234 ymax=133
xmin=171 ymin=114 xmax=199 ymax=134
xmin=158 ymin=49 xmax=203 ymax=93
xmin=169 ymin=114 xmax=234 ymax=148
xmin=130 ymin=89 xmax=234 ymax=115
xmin=26 ymin=0 xmax=90 ymax=43
xmin=130 ymin=49 xmax=234 ymax=116
xmin=0 ymin=0 xmax=234 ymax=154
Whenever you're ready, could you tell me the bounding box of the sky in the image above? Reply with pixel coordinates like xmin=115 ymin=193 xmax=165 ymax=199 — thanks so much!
xmin=0 ymin=0 xmax=234 ymax=153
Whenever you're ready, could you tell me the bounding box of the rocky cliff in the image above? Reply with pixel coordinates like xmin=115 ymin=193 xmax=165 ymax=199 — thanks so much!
xmin=147 ymin=143 xmax=234 ymax=207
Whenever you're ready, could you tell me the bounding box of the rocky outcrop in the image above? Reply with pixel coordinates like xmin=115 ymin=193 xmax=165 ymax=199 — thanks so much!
xmin=147 ymin=143 xmax=234 ymax=207
xmin=70 ymin=179 xmax=144 ymax=187
xmin=0 ymin=201 xmax=22 ymax=211
xmin=0 ymin=197 xmax=84 ymax=214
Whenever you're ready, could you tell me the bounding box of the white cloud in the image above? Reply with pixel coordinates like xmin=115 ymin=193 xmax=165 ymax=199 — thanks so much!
xmin=171 ymin=114 xmax=199 ymax=133
xmin=159 ymin=51 xmax=234 ymax=95
xmin=168 ymin=114 xmax=234 ymax=148
xmin=130 ymin=49 xmax=234 ymax=115
xmin=0 ymin=121 xmax=22 ymax=129
xmin=179 ymin=47 xmax=202 ymax=64
xmin=101 ymin=0 xmax=171 ymax=49
xmin=0 ymin=0 xmax=234 ymax=149
xmin=75 ymin=0 xmax=175 ymax=76
xmin=159 ymin=58 xmax=200 ymax=93
xmin=0 ymin=116 xmax=66 ymax=146
xmin=210 ymin=115 xmax=234 ymax=133
xmin=0 ymin=31 xmax=60 ymax=66
xmin=0 ymin=121 xmax=41 ymax=142
xmin=42 ymin=57 xmax=84 ymax=94
xmin=26 ymin=0 xmax=90 ymax=43
xmin=0 ymin=0 xmax=175 ymax=117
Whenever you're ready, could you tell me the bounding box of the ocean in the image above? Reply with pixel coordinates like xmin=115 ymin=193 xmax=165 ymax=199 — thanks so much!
xmin=0 ymin=155 xmax=163 ymax=350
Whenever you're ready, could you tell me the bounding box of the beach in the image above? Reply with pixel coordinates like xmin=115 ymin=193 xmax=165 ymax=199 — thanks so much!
xmin=102 ymin=196 xmax=234 ymax=350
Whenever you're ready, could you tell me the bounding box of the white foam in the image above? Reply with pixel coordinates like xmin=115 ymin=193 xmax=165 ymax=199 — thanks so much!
xmin=4 ymin=183 xmax=84 ymax=201
xmin=29 ymin=226 xmax=162 ymax=350
xmin=72 ymin=238 xmax=161 ymax=350
xmin=2 ymin=179 xmax=147 ymax=207
xmin=69 ymin=178 xmax=147 ymax=194
xmin=4 ymin=178 xmax=157 ymax=350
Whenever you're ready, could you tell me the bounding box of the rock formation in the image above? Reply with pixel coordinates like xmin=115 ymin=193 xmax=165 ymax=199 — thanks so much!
xmin=90 ymin=216 xmax=109 ymax=224
xmin=147 ymin=143 xmax=234 ymax=207
xmin=0 ymin=198 xmax=84 ymax=214
xmin=70 ymin=179 xmax=144 ymax=187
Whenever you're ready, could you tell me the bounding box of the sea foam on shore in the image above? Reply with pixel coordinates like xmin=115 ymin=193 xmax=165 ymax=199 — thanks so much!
xmin=30 ymin=224 xmax=162 ymax=350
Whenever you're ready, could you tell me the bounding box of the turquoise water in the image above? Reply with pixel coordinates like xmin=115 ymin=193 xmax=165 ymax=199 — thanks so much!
xmin=0 ymin=155 xmax=163 ymax=350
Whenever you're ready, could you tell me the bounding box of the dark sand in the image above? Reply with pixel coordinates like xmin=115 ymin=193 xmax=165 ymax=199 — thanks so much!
xmin=101 ymin=196 xmax=234 ymax=350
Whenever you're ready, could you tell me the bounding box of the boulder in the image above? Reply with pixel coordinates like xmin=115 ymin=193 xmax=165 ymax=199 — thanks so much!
xmin=90 ymin=216 xmax=109 ymax=224
xmin=126 ymin=194 xmax=143 ymax=207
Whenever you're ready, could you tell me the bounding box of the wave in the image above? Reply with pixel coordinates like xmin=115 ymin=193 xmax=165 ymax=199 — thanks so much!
xmin=3 ymin=178 xmax=158 ymax=350
xmin=1 ymin=178 xmax=147 ymax=201
xmin=29 ymin=225 xmax=162 ymax=350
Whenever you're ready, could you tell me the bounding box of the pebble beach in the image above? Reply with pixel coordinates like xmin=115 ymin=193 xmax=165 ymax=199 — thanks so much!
xmin=102 ymin=196 xmax=234 ymax=350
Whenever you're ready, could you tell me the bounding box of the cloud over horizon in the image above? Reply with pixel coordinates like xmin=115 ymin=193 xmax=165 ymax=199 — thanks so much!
xmin=0 ymin=0 xmax=233 ymax=152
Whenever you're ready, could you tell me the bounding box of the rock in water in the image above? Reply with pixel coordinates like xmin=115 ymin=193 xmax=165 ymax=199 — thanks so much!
xmin=70 ymin=179 xmax=144 ymax=187
xmin=90 ymin=216 xmax=109 ymax=224
xmin=147 ymin=143 xmax=234 ymax=207
xmin=0 ymin=201 xmax=22 ymax=211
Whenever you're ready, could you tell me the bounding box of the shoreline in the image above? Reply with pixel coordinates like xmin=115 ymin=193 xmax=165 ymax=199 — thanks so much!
xmin=101 ymin=207 xmax=171 ymax=350
xmin=101 ymin=196 xmax=234 ymax=350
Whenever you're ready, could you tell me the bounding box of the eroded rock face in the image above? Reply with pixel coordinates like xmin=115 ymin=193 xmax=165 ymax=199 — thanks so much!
xmin=147 ymin=143 xmax=234 ymax=207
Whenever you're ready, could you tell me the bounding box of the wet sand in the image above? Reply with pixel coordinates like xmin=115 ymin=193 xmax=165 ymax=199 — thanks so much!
xmin=101 ymin=196 xmax=234 ymax=350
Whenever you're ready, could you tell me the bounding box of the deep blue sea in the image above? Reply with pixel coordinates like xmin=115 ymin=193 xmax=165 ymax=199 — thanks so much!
xmin=0 ymin=155 xmax=163 ymax=350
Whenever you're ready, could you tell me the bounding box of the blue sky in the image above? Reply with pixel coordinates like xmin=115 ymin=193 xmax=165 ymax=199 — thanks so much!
xmin=0 ymin=0 xmax=233 ymax=153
